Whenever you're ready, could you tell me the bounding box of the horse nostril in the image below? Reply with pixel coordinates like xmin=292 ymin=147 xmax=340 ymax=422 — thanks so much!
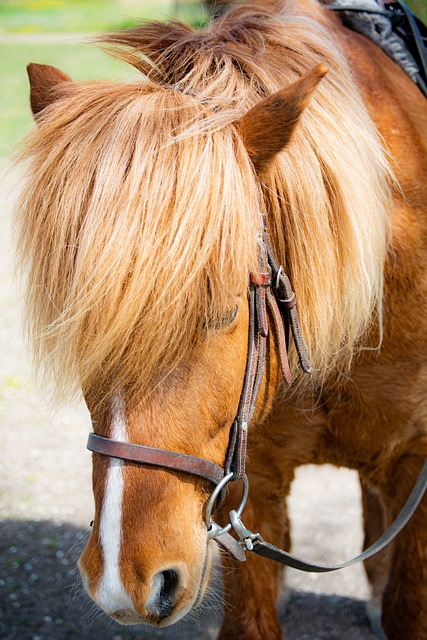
xmin=158 ymin=569 xmax=180 ymax=617
xmin=147 ymin=569 xmax=180 ymax=619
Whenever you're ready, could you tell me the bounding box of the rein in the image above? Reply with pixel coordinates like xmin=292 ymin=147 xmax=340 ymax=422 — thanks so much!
xmin=87 ymin=226 xmax=427 ymax=572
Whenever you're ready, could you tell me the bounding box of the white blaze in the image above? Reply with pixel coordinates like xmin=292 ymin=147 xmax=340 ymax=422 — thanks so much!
xmin=97 ymin=395 xmax=134 ymax=613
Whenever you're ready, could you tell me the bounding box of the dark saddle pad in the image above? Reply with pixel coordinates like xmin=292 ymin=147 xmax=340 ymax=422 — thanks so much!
xmin=330 ymin=0 xmax=427 ymax=97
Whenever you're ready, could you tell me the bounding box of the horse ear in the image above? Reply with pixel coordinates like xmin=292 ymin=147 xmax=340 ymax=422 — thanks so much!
xmin=27 ymin=63 xmax=72 ymax=119
xmin=238 ymin=64 xmax=328 ymax=172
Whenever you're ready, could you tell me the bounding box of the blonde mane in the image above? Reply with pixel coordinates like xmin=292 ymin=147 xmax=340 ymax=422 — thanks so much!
xmin=16 ymin=0 xmax=391 ymax=406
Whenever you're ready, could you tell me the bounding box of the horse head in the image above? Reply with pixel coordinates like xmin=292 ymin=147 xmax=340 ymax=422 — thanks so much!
xmin=23 ymin=57 xmax=325 ymax=626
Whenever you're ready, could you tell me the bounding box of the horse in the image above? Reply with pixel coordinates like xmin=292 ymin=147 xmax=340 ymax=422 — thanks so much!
xmin=16 ymin=0 xmax=427 ymax=638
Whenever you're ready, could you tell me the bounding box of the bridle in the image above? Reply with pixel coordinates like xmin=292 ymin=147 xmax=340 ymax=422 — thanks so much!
xmin=87 ymin=222 xmax=427 ymax=572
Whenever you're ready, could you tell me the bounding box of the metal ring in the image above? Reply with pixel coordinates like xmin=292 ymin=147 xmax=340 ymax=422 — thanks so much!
xmin=207 ymin=520 xmax=231 ymax=539
xmin=275 ymin=265 xmax=284 ymax=291
xmin=205 ymin=473 xmax=250 ymax=539
xmin=205 ymin=472 xmax=233 ymax=532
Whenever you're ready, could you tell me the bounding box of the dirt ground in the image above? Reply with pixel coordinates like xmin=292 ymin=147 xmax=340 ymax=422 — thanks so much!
xmin=0 ymin=160 xmax=384 ymax=639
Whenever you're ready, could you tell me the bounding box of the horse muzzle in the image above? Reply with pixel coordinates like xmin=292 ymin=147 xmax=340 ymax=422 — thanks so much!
xmin=78 ymin=528 xmax=214 ymax=628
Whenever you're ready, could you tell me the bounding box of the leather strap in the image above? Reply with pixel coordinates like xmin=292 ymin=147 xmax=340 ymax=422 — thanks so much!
xmin=226 ymin=236 xmax=272 ymax=481
xmin=87 ymin=433 xmax=225 ymax=485
xmin=239 ymin=459 xmax=427 ymax=571
xmin=266 ymin=288 xmax=292 ymax=385
xmin=264 ymin=237 xmax=312 ymax=374
xmin=216 ymin=531 xmax=247 ymax=562
xmin=228 ymin=284 xmax=268 ymax=480
xmin=226 ymin=231 xmax=308 ymax=480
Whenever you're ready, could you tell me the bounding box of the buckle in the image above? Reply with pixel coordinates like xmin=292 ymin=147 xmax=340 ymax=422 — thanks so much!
xmin=229 ymin=510 xmax=264 ymax=551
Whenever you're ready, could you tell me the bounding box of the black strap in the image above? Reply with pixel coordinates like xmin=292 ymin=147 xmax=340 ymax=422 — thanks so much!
xmin=389 ymin=0 xmax=427 ymax=96
xmin=327 ymin=0 xmax=427 ymax=97
xmin=233 ymin=459 xmax=427 ymax=572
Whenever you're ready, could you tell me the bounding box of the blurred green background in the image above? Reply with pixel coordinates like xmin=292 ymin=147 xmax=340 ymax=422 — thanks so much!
xmin=0 ymin=0 xmax=426 ymax=159
xmin=0 ymin=0 xmax=209 ymax=158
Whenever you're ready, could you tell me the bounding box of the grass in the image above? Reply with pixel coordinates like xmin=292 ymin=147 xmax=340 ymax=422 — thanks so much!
xmin=0 ymin=0 xmax=426 ymax=158
xmin=0 ymin=0 xmax=423 ymax=33
xmin=408 ymin=0 xmax=427 ymax=22
xmin=0 ymin=0 xmax=208 ymax=33
xmin=0 ymin=41 xmax=132 ymax=157
xmin=0 ymin=1 xmax=208 ymax=158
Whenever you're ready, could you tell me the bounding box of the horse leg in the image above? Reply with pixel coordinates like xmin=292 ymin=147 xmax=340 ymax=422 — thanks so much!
xmin=217 ymin=467 xmax=292 ymax=640
xmin=360 ymin=477 xmax=390 ymax=636
xmin=379 ymin=450 xmax=427 ymax=640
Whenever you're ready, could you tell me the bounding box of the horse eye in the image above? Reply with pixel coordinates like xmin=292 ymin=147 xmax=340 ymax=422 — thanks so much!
xmin=225 ymin=305 xmax=239 ymax=326
xmin=216 ymin=304 xmax=239 ymax=330
xmin=205 ymin=304 xmax=239 ymax=332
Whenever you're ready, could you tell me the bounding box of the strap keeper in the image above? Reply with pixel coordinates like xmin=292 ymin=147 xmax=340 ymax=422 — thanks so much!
xmin=275 ymin=266 xmax=297 ymax=309
xmin=279 ymin=291 xmax=297 ymax=309
xmin=250 ymin=271 xmax=271 ymax=286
